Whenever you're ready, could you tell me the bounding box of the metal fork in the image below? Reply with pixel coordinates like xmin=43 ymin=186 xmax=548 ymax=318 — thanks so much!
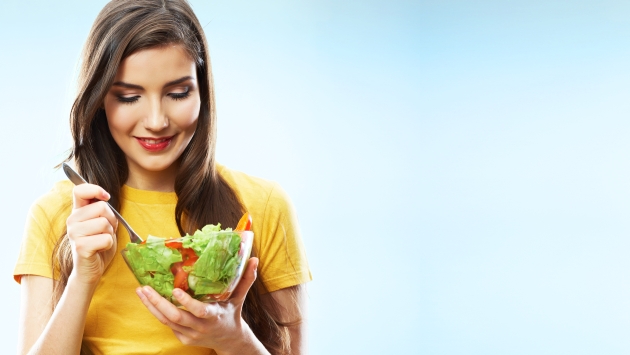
xmin=62 ymin=163 xmax=144 ymax=243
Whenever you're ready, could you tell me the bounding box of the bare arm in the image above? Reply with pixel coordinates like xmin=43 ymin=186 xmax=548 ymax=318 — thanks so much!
xmin=261 ymin=284 xmax=309 ymax=354
xmin=18 ymin=275 xmax=96 ymax=355
xmin=19 ymin=184 xmax=118 ymax=355
xmin=18 ymin=276 xmax=53 ymax=354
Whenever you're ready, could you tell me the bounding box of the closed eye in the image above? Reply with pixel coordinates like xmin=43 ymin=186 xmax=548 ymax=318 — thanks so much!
xmin=116 ymin=95 xmax=140 ymax=104
xmin=168 ymin=87 xmax=190 ymax=101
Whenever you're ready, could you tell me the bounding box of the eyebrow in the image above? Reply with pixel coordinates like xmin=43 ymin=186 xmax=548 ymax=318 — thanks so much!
xmin=111 ymin=76 xmax=195 ymax=90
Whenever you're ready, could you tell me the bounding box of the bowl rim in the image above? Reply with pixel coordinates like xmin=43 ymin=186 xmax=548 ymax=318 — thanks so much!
xmin=121 ymin=230 xmax=254 ymax=248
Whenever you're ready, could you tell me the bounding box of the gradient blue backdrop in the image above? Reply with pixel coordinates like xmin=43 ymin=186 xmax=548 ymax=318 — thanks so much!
xmin=1 ymin=1 xmax=630 ymax=354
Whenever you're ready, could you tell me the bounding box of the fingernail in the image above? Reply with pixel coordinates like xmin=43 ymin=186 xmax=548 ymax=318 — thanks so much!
xmin=173 ymin=289 xmax=183 ymax=298
xmin=104 ymin=192 xmax=111 ymax=200
xmin=136 ymin=288 xmax=146 ymax=300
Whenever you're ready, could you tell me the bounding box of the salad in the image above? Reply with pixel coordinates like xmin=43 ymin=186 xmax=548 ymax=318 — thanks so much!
xmin=122 ymin=214 xmax=253 ymax=303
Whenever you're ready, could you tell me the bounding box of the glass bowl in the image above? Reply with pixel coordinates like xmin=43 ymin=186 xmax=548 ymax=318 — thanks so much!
xmin=121 ymin=229 xmax=254 ymax=306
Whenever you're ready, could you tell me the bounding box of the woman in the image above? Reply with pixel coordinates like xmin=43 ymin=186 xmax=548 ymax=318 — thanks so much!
xmin=14 ymin=1 xmax=311 ymax=354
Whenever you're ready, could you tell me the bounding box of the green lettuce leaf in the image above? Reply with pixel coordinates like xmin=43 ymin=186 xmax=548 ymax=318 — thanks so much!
xmin=141 ymin=272 xmax=176 ymax=298
xmin=125 ymin=226 xmax=242 ymax=299
xmin=186 ymin=226 xmax=242 ymax=296
xmin=125 ymin=236 xmax=182 ymax=298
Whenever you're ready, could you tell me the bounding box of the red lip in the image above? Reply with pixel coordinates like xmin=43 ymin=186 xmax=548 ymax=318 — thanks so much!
xmin=134 ymin=136 xmax=173 ymax=152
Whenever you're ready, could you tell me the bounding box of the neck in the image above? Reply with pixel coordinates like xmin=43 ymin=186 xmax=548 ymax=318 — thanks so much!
xmin=125 ymin=160 xmax=179 ymax=192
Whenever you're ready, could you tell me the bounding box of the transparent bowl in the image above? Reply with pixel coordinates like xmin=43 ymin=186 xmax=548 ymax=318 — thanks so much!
xmin=121 ymin=230 xmax=254 ymax=306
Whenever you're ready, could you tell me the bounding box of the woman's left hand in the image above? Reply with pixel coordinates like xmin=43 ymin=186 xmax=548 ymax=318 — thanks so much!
xmin=135 ymin=257 xmax=267 ymax=354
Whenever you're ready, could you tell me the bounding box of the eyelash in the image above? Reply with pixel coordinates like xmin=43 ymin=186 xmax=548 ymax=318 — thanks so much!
xmin=116 ymin=96 xmax=140 ymax=104
xmin=169 ymin=88 xmax=190 ymax=101
xmin=115 ymin=88 xmax=191 ymax=104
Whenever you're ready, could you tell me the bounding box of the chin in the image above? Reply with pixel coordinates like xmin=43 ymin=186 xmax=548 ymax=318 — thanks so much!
xmin=131 ymin=156 xmax=178 ymax=173
xmin=144 ymin=162 xmax=176 ymax=172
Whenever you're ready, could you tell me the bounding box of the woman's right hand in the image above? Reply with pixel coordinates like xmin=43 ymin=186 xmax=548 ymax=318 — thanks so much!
xmin=66 ymin=184 xmax=118 ymax=286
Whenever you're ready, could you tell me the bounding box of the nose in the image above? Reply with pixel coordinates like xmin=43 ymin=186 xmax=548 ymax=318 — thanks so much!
xmin=144 ymin=98 xmax=169 ymax=131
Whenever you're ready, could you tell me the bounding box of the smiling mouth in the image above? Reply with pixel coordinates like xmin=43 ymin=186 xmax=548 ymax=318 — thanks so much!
xmin=141 ymin=138 xmax=169 ymax=144
xmin=135 ymin=136 xmax=174 ymax=152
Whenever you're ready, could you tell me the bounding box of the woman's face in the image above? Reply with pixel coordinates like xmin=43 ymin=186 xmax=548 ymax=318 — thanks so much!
xmin=103 ymin=44 xmax=200 ymax=179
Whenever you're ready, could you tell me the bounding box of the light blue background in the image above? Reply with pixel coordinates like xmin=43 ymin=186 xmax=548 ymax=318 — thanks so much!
xmin=1 ymin=1 xmax=630 ymax=354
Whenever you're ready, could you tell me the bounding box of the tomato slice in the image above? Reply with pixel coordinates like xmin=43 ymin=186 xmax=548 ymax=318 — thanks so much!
xmin=165 ymin=241 xmax=183 ymax=249
xmin=183 ymin=255 xmax=199 ymax=267
xmin=170 ymin=262 xmax=189 ymax=291
xmin=164 ymin=240 xmax=200 ymax=293
xmin=181 ymin=248 xmax=197 ymax=260
xmin=173 ymin=269 xmax=189 ymax=291
xmin=235 ymin=212 xmax=252 ymax=231
xmin=170 ymin=262 xmax=183 ymax=275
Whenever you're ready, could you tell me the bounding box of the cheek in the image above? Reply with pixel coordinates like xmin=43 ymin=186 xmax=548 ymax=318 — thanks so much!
xmin=168 ymin=97 xmax=201 ymax=131
xmin=105 ymin=103 xmax=137 ymax=137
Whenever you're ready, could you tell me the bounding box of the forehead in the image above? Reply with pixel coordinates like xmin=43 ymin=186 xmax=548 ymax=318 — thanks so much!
xmin=114 ymin=44 xmax=196 ymax=84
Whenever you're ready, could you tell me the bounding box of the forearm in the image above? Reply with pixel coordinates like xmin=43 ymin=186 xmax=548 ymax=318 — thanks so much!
xmin=26 ymin=274 xmax=95 ymax=355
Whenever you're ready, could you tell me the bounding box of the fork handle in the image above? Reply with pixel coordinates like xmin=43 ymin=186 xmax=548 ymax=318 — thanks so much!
xmin=106 ymin=202 xmax=144 ymax=243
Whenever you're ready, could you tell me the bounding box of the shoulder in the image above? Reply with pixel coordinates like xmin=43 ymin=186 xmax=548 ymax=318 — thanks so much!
xmin=22 ymin=180 xmax=73 ymax=251
xmin=218 ymin=164 xmax=291 ymax=207
xmin=218 ymin=164 xmax=277 ymax=196
xmin=29 ymin=180 xmax=74 ymax=223
xmin=15 ymin=181 xmax=73 ymax=282
xmin=217 ymin=164 xmax=296 ymax=225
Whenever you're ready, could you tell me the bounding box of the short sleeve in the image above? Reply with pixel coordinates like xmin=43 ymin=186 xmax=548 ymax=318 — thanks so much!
xmin=13 ymin=182 xmax=73 ymax=283
xmin=256 ymin=183 xmax=312 ymax=293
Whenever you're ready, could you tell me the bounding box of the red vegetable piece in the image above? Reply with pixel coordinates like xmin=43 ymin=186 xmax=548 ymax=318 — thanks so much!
xmin=173 ymin=269 xmax=189 ymax=291
xmin=183 ymin=256 xmax=199 ymax=267
xmin=171 ymin=262 xmax=183 ymax=275
xmin=235 ymin=212 xmax=252 ymax=231
xmin=165 ymin=240 xmax=183 ymax=249
xmin=170 ymin=262 xmax=189 ymax=291
xmin=181 ymin=248 xmax=197 ymax=260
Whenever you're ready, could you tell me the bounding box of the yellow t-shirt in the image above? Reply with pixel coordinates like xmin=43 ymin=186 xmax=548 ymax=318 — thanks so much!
xmin=14 ymin=165 xmax=312 ymax=355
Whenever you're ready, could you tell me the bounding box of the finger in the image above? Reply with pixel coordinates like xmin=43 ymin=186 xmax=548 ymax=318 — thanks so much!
xmin=68 ymin=216 xmax=115 ymax=239
xmin=137 ymin=286 xmax=199 ymax=329
xmin=72 ymin=184 xmax=110 ymax=209
xmin=137 ymin=296 xmax=189 ymax=334
xmin=171 ymin=329 xmax=188 ymax=343
xmin=72 ymin=233 xmax=115 ymax=258
xmin=229 ymin=257 xmax=259 ymax=304
xmin=68 ymin=201 xmax=118 ymax=231
xmin=172 ymin=288 xmax=218 ymax=322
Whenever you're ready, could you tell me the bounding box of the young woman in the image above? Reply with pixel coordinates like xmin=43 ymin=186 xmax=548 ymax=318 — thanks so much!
xmin=14 ymin=1 xmax=311 ymax=354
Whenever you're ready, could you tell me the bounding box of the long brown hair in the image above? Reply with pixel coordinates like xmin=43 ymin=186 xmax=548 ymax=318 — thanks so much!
xmin=52 ymin=1 xmax=293 ymax=353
